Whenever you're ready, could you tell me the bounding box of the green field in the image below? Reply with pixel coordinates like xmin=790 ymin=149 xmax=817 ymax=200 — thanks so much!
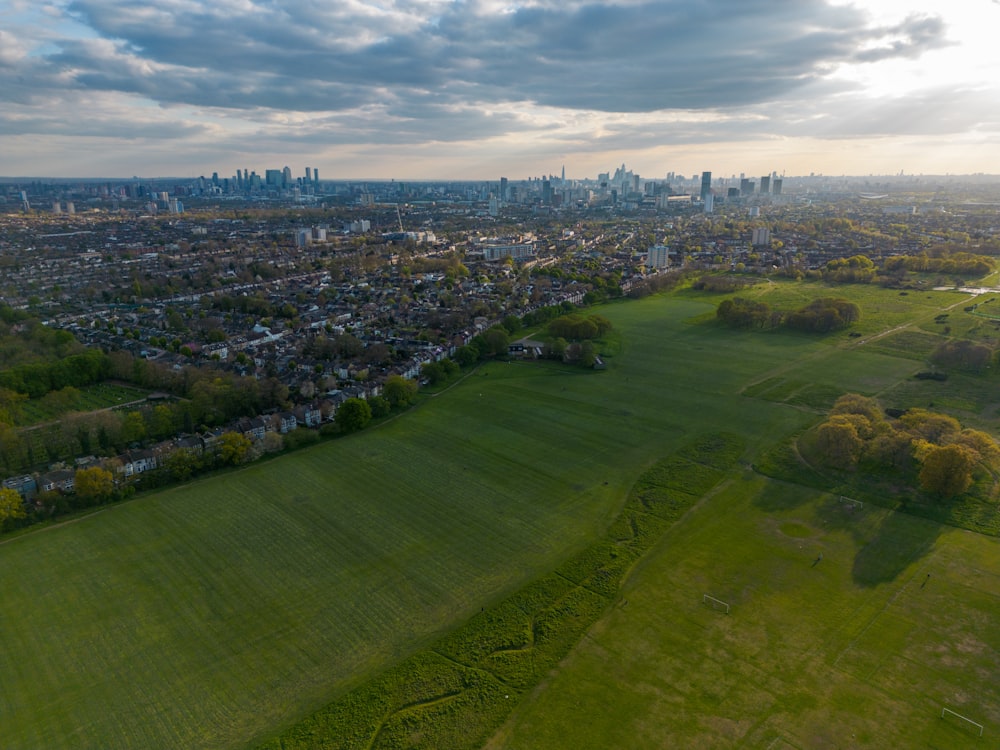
xmin=486 ymin=479 xmax=1000 ymax=749
xmin=17 ymin=381 xmax=149 ymax=426
xmin=1 ymin=282 xmax=998 ymax=749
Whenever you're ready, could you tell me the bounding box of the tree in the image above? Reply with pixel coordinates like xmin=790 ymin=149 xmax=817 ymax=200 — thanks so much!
xmin=164 ymin=448 xmax=201 ymax=481
xmin=335 ymin=398 xmax=371 ymax=433
xmin=262 ymin=432 xmax=285 ymax=454
xmin=217 ymin=431 xmax=252 ymax=465
xmin=501 ymin=315 xmax=522 ymax=334
xmin=421 ymin=361 xmax=446 ymax=385
xmin=473 ymin=327 xmax=510 ymax=358
xmin=816 ymin=415 xmax=864 ymax=469
xmin=75 ymin=466 xmax=115 ymax=506
xmin=930 ymin=340 xmax=993 ymax=372
xmin=367 ymin=395 xmax=390 ymax=418
xmin=149 ymin=404 xmax=176 ymax=439
xmin=0 ymin=487 xmax=26 ymax=529
xmin=383 ymin=375 xmax=418 ymax=408
xmin=918 ymin=443 xmax=978 ymax=498
xmin=453 ymin=345 xmax=479 ymax=368
xmin=899 ymin=409 xmax=961 ymax=443
xmin=121 ymin=410 xmax=147 ymax=444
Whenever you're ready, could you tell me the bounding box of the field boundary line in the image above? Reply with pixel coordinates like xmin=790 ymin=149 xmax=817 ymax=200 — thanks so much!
xmin=831 ymin=562 xmax=927 ymax=670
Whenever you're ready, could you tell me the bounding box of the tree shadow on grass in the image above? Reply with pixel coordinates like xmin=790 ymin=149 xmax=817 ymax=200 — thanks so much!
xmin=850 ymin=509 xmax=942 ymax=587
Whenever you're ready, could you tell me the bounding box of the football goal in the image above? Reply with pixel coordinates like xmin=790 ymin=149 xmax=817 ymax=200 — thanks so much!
xmin=839 ymin=496 xmax=863 ymax=511
xmin=703 ymin=594 xmax=730 ymax=614
xmin=941 ymin=707 xmax=984 ymax=737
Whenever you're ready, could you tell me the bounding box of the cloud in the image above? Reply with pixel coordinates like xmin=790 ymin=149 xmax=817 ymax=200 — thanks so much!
xmin=15 ymin=0 xmax=947 ymax=115
xmin=0 ymin=0 xmax=986 ymax=176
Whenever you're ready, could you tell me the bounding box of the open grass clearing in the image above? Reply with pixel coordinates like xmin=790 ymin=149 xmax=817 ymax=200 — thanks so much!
xmin=487 ymin=478 xmax=1000 ymax=750
xmin=16 ymin=381 xmax=150 ymax=426
xmin=2 ymin=284 xmax=997 ymax=749
xmin=0 ymin=295 xmax=818 ymax=750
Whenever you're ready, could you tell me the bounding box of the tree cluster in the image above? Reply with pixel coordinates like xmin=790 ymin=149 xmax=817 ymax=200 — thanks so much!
xmin=546 ymin=313 xmax=612 ymax=341
xmin=716 ymin=297 xmax=777 ymax=329
xmin=930 ymin=339 xmax=993 ymax=372
xmin=692 ymin=275 xmax=756 ymax=293
xmin=822 ymin=255 xmax=877 ymax=284
xmin=784 ymin=297 xmax=860 ymax=333
xmin=883 ymin=251 xmax=994 ymax=277
xmin=813 ymin=394 xmax=1000 ymax=499
xmin=0 ymin=349 xmax=110 ymax=399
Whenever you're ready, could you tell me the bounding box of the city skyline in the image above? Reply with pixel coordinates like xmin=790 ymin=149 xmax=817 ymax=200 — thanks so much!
xmin=1 ymin=0 xmax=999 ymax=180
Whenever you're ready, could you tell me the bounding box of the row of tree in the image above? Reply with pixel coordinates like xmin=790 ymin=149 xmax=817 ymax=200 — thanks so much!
xmin=814 ymin=394 xmax=1000 ymax=499
xmin=717 ymin=296 xmax=860 ymax=334
xmin=883 ymin=251 xmax=994 ymax=278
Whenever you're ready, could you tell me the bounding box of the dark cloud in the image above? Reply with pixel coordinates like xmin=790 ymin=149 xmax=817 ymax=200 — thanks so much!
xmin=43 ymin=0 xmax=950 ymax=115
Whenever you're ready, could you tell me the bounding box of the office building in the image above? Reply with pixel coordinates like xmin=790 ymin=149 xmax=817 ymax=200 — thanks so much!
xmin=700 ymin=171 xmax=712 ymax=201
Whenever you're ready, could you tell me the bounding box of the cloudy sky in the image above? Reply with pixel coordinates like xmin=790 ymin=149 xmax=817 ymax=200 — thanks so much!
xmin=1 ymin=0 xmax=998 ymax=180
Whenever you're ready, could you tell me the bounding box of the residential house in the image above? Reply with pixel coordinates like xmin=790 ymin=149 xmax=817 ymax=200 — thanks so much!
xmin=119 ymin=449 xmax=158 ymax=478
xmin=39 ymin=469 xmax=76 ymax=493
xmin=2 ymin=474 xmax=38 ymax=499
xmin=275 ymin=412 xmax=298 ymax=434
xmin=293 ymin=403 xmax=322 ymax=428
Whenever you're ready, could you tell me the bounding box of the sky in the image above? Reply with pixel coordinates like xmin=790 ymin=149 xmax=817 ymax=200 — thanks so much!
xmin=1 ymin=0 xmax=999 ymax=180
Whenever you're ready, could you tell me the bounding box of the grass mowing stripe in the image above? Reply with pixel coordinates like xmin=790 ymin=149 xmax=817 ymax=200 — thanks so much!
xmin=6 ymin=284 xmax=992 ymax=748
xmin=261 ymin=432 xmax=745 ymax=748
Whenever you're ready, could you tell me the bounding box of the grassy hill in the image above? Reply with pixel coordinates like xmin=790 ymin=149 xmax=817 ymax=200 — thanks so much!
xmin=1 ymin=282 xmax=997 ymax=748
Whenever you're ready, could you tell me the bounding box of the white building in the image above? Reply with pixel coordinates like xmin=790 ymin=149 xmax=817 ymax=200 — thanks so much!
xmin=647 ymin=245 xmax=671 ymax=269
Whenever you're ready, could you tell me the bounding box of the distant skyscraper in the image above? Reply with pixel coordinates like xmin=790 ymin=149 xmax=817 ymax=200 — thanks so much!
xmin=313 ymin=168 xmax=319 ymax=183
xmin=704 ymin=194 xmax=714 ymax=214
xmin=306 ymin=167 xmax=312 ymax=182
xmin=561 ymin=165 xmax=565 ymax=184
xmin=773 ymin=178 xmax=783 ymax=195
xmin=760 ymin=175 xmax=770 ymax=194
xmin=700 ymin=171 xmax=712 ymax=201
xmin=500 ymin=176 xmax=508 ymax=201
xmin=282 ymin=166 xmax=292 ymax=187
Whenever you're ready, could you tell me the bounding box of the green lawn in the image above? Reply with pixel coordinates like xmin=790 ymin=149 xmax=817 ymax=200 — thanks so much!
xmin=1 ymin=286 xmax=998 ymax=749
xmin=16 ymin=381 xmax=149 ymax=426
xmin=486 ymin=478 xmax=1000 ymax=749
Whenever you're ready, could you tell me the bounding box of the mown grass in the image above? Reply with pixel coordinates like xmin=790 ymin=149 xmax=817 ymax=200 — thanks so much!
xmin=264 ymin=433 xmax=744 ymax=749
xmin=487 ymin=478 xmax=1000 ymax=750
xmin=2 ymin=283 xmax=999 ymax=749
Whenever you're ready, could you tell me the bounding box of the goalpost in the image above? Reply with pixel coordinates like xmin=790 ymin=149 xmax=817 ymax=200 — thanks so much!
xmin=703 ymin=594 xmax=730 ymax=614
xmin=941 ymin=707 xmax=984 ymax=737
xmin=839 ymin=495 xmax=863 ymax=511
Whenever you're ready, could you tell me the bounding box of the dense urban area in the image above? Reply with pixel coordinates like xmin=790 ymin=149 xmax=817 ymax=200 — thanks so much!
xmin=2 ymin=167 xmax=999 ymax=528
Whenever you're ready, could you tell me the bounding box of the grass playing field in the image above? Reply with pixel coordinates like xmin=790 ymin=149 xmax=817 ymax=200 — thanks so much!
xmin=485 ymin=477 xmax=1000 ymax=749
xmin=1 ymin=281 xmax=997 ymax=748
